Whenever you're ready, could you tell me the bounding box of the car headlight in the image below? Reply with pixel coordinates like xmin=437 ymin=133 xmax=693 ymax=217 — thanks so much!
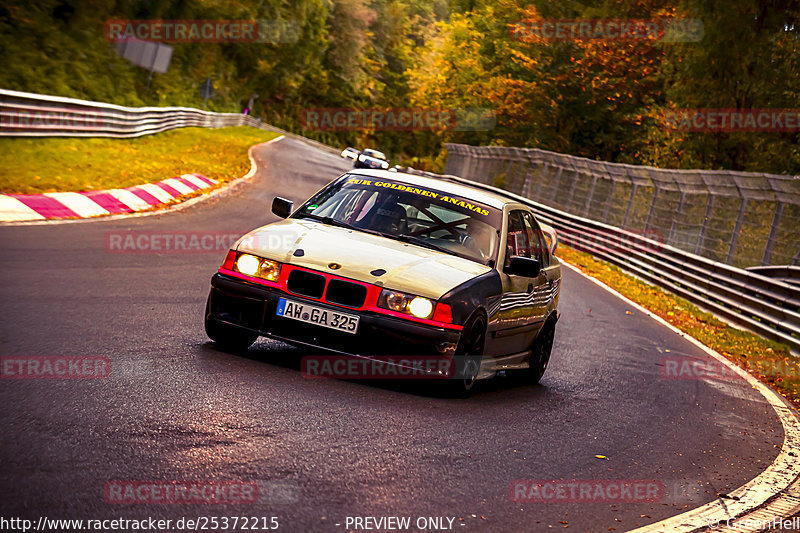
xmin=358 ymin=154 xmax=366 ymax=162
xmin=380 ymin=161 xmax=389 ymax=169
xmin=230 ymin=252 xmax=281 ymax=282
xmin=378 ymin=289 xmax=434 ymax=319
xmin=408 ymin=296 xmax=433 ymax=318
xmin=236 ymin=254 xmax=260 ymax=276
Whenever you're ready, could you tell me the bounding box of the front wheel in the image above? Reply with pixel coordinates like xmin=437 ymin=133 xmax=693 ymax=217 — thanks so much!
xmin=446 ymin=314 xmax=486 ymax=397
xmin=527 ymin=322 xmax=555 ymax=384
xmin=204 ymin=297 xmax=258 ymax=352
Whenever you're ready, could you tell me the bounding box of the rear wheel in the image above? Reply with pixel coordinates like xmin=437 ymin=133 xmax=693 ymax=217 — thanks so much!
xmin=204 ymin=297 xmax=258 ymax=352
xmin=527 ymin=321 xmax=555 ymax=384
xmin=446 ymin=314 xmax=486 ymax=397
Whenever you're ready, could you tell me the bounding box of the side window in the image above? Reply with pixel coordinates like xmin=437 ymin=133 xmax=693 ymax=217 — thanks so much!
xmin=522 ymin=212 xmax=549 ymax=267
xmin=505 ymin=211 xmax=531 ymax=267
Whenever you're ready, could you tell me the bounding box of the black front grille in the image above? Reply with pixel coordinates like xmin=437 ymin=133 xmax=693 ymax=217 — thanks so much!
xmin=286 ymin=270 xmax=326 ymax=298
xmin=325 ymin=279 xmax=367 ymax=308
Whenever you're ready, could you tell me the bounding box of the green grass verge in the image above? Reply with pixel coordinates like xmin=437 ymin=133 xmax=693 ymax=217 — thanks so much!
xmin=557 ymin=245 xmax=800 ymax=407
xmin=0 ymin=127 xmax=281 ymax=194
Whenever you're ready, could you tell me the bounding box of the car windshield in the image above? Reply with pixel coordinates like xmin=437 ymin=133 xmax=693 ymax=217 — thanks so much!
xmin=294 ymin=175 xmax=501 ymax=265
xmin=363 ymin=149 xmax=386 ymax=160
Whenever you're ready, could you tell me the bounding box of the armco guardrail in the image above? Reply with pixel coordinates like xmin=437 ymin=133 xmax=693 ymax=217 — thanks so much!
xmin=402 ymin=166 xmax=800 ymax=353
xmin=0 ymin=88 xmax=263 ymax=138
xmin=747 ymin=266 xmax=800 ymax=287
xmin=0 ymin=89 xmax=341 ymax=155
xmin=444 ymin=143 xmax=800 ymax=269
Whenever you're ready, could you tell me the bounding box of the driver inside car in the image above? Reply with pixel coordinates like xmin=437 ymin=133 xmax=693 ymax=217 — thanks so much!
xmin=353 ymin=193 xmax=408 ymax=235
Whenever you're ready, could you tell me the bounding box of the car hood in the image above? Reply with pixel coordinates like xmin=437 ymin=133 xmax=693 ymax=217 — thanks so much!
xmin=235 ymin=218 xmax=492 ymax=300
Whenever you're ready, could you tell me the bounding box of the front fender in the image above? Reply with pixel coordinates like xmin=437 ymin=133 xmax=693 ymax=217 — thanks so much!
xmin=439 ymin=270 xmax=502 ymax=326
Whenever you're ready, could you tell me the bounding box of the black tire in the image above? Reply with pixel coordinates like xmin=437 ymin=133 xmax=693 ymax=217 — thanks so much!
xmin=527 ymin=321 xmax=555 ymax=384
xmin=204 ymin=298 xmax=258 ymax=352
xmin=446 ymin=314 xmax=486 ymax=397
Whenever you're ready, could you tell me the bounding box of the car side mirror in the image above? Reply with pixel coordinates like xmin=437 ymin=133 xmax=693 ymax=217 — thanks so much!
xmin=272 ymin=197 xmax=294 ymax=218
xmin=507 ymin=256 xmax=541 ymax=278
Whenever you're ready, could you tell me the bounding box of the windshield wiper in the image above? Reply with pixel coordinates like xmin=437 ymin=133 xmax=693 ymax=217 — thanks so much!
xmin=296 ymin=212 xmax=356 ymax=230
xmin=395 ymin=234 xmax=457 ymax=256
xmin=296 ymin=213 xmax=388 ymax=237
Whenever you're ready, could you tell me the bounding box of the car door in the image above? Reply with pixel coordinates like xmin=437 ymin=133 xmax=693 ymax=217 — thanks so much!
xmin=521 ymin=210 xmax=554 ymax=334
xmin=492 ymin=209 xmax=547 ymax=356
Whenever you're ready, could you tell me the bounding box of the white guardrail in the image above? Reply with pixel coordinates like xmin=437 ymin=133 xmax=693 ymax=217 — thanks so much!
xmin=0 ymin=88 xmax=340 ymax=155
xmin=0 ymin=88 xmax=263 ymax=138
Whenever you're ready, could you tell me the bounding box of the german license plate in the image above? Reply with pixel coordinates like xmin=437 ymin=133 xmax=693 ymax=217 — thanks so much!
xmin=276 ymin=298 xmax=359 ymax=334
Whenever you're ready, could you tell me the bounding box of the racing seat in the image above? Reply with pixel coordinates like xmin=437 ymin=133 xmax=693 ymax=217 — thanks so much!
xmin=370 ymin=202 xmax=407 ymax=235
xmin=464 ymin=218 xmax=495 ymax=260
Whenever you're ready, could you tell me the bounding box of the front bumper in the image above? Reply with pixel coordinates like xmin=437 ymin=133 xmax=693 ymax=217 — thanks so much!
xmin=207 ymin=272 xmax=462 ymax=357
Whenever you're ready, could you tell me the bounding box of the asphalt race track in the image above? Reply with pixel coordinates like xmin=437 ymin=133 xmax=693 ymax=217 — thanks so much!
xmin=0 ymin=137 xmax=785 ymax=532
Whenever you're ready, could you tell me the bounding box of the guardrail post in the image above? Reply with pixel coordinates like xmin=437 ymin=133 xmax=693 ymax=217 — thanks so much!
xmin=457 ymin=153 xmax=467 ymax=177
xmin=762 ymin=202 xmax=784 ymax=265
xmin=622 ymin=183 xmax=638 ymax=228
xmin=468 ymin=149 xmax=480 ymax=181
xmin=458 ymin=153 xmax=468 ymax=177
xmin=443 ymin=148 xmax=458 ymax=175
xmin=521 ymin=172 xmax=531 ymax=199
xmin=565 ymin=169 xmax=580 ymax=211
xmin=485 ymin=153 xmax=498 ymax=185
xmin=531 ymin=161 xmax=547 ymax=201
xmin=583 ymin=175 xmax=599 ymax=217
xmin=601 ymin=181 xmax=616 ymax=223
xmin=726 ymin=198 xmax=748 ymax=265
xmin=695 ymin=195 xmax=715 ymax=256
xmin=502 ymin=154 xmax=516 ymax=186
xmin=523 ymin=153 xmax=536 ymax=195
xmin=462 ymin=153 xmax=472 ymax=178
xmin=550 ymin=166 xmax=564 ymax=204
xmin=477 ymin=151 xmax=491 ymax=184
xmin=669 ymin=192 xmax=687 ymax=245
xmin=509 ymin=158 xmax=523 ymax=194
xmin=486 ymin=152 xmax=497 ymax=184
xmin=644 ymin=185 xmax=661 ymax=233
xmin=516 ymin=152 xmax=532 ymax=195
